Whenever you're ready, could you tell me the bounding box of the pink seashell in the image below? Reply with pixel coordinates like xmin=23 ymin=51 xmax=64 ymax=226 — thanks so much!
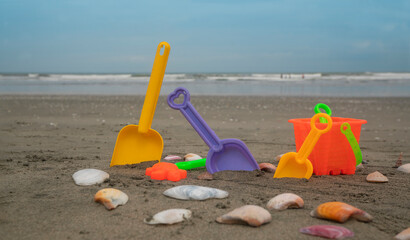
xmin=216 ymin=205 xmax=271 ymax=227
xmin=164 ymin=155 xmax=182 ymax=161
xmin=197 ymin=172 xmax=213 ymax=180
xmin=184 ymin=153 xmax=202 ymax=161
xmin=366 ymin=171 xmax=388 ymax=183
xmin=94 ymin=188 xmax=128 ymax=210
xmin=395 ymin=227 xmax=410 ymax=240
xmin=397 ymin=163 xmax=410 ymax=173
xmin=300 ymin=225 xmax=354 ymax=239
xmin=267 ymin=193 xmax=304 ymax=210
xmin=259 ymin=163 xmax=276 ymax=173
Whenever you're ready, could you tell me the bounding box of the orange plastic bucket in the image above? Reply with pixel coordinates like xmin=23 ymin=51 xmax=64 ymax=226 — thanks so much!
xmin=288 ymin=117 xmax=367 ymax=175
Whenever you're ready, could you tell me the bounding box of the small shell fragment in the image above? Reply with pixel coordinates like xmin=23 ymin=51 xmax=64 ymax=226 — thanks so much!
xmin=397 ymin=163 xmax=410 ymax=173
xmin=275 ymin=154 xmax=284 ymax=161
xmin=163 ymin=185 xmax=228 ymax=200
xmin=310 ymin=202 xmax=373 ymax=223
xmin=259 ymin=163 xmax=276 ymax=173
xmin=94 ymin=188 xmax=128 ymax=210
xmin=216 ymin=205 xmax=272 ymax=227
xmin=197 ymin=172 xmax=213 ymax=180
xmin=267 ymin=193 xmax=304 ymax=210
xmin=366 ymin=171 xmax=388 ymax=183
xmin=300 ymin=225 xmax=354 ymax=239
xmin=164 ymin=155 xmax=182 ymax=161
xmin=395 ymin=227 xmax=410 ymax=240
xmin=72 ymin=169 xmax=109 ymax=186
xmin=144 ymin=209 xmax=192 ymax=225
xmin=184 ymin=153 xmax=202 ymax=161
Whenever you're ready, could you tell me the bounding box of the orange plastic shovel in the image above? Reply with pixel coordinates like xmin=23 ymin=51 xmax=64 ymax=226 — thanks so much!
xmin=274 ymin=113 xmax=332 ymax=179
xmin=110 ymin=42 xmax=170 ymax=166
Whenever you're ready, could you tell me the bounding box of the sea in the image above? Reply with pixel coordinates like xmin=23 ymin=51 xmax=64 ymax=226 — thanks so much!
xmin=0 ymin=72 xmax=409 ymax=97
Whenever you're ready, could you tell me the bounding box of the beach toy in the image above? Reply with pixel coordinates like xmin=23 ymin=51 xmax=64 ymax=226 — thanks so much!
xmin=167 ymin=87 xmax=260 ymax=174
xmin=274 ymin=113 xmax=332 ymax=179
xmin=146 ymin=162 xmax=187 ymax=182
xmin=176 ymin=158 xmax=206 ymax=170
xmin=341 ymin=122 xmax=362 ymax=166
xmin=314 ymin=103 xmax=332 ymax=123
xmin=110 ymin=42 xmax=170 ymax=166
xmin=289 ymin=116 xmax=366 ymax=175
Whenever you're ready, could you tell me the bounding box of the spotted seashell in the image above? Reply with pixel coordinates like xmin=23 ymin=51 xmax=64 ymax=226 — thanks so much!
xmin=144 ymin=209 xmax=192 ymax=225
xmin=164 ymin=155 xmax=182 ymax=161
xmin=300 ymin=225 xmax=354 ymax=239
xmin=366 ymin=171 xmax=388 ymax=183
xmin=184 ymin=153 xmax=202 ymax=161
xmin=395 ymin=227 xmax=410 ymax=240
xmin=267 ymin=193 xmax=304 ymax=210
xmin=197 ymin=172 xmax=213 ymax=180
xmin=259 ymin=163 xmax=276 ymax=173
xmin=216 ymin=205 xmax=272 ymax=227
xmin=94 ymin=188 xmax=128 ymax=210
xmin=72 ymin=169 xmax=109 ymax=186
xmin=163 ymin=185 xmax=228 ymax=200
xmin=310 ymin=202 xmax=373 ymax=223
xmin=397 ymin=163 xmax=410 ymax=173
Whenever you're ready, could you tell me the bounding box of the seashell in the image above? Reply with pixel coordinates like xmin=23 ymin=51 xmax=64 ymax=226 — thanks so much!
xmin=184 ymin=153 xmax=202 ymax=161
xmin=300 ymin=225 xmax=354 ymax=239
xmin=397 ymin=163 xmax=410 ymax=173
xmin=72 ymin=169 xmax=109 ymax=186
xmin=356 ymin=163 xmax=364 ymax=170
xmin=94 ymin=188 xmax=128 ymax=210
xmin=267 ymin=193 xmax=304 ymax=210
xmin=197 ymin=172 xmax=213 ymax=180
xmin=259 ymin=163 xmax=276 ymax=173
xmin=275 ymin=154 xmax=284 ymax=161
xmin=144 ymin=209 xmax=192 ymax=225
xmin=216 ymin=205 xmax=272 ymax=227
xmin=394 ymin=152 xmax=403 ymax=168
xmin=310 ymin=202 xmax=373 ymax=223
xmin=163 ymin=185 xmax=228 ymax=200
xmin=366 ymin=171 xmax=388 ymax=183
xmin=395 ymin=227 xmax=410 ymax=240
xmin=164 ymin=155 xmax=182 ymax=161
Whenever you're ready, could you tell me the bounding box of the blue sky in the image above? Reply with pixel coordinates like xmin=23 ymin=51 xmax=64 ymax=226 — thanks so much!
xmin=0 ymin=0 xmax=409 ymax=73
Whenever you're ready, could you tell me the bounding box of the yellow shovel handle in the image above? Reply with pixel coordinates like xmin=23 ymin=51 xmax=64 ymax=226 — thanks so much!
xmin=296 ymin=113 xmax=332 ymax=164
xmin=139 ymin=42 xmax=171 ymax=133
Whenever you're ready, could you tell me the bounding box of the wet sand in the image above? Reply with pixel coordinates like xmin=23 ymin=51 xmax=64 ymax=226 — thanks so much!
xmin=0 ymin=95 xmax=409 ymax=239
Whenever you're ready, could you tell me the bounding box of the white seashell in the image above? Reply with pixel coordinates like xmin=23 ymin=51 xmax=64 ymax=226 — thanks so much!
xmin=267 ymin=193 xmax=304 ymax=210
xmin=144 ymin=209 xmax=192 ymax=225
xmin=395 ymin=227 xmax=410 ymax=240
xmin=164 ymin=155 xmax=182 ymax=161
xmin=72 ymin=169 xmax=109 ymax=186
xmin=275 ymin=154 xmax=284 ymax=161
xmin=356 ymin=163 xmax=364 ymax=170
xmin=163 ymin=185 xmax=228 ymax=200
xmin=397 ymin=163 xmax=410 ymax=173
xmin=184 ymin=153 xmax=202 ymax=161
xmin=216 ymin=205 xmax=272 ymax=227
xmin=366 ymin=171 xmax=388 ymax=183
xmin=94 ymin=188 xmax=128 ymax=210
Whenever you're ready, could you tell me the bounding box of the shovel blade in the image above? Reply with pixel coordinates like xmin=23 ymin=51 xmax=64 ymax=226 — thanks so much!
xmin=206 ymin=139 xmax=259 ymax=174
xmin=110 ymin=125 xmax=163 ymax=166
xmin=273 ymin=152 xmax=313 ymax=179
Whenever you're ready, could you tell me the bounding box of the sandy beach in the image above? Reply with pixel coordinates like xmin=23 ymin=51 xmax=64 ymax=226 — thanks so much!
xmin=1 ymin=95 xmax=409 ymax=240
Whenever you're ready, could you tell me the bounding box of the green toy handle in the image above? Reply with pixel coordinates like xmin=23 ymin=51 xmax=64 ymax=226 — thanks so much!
xmin=314 ymin=103 xmax=332 ymax=123
xmin=175 ymin=158 xmax=206 ymax=170
xmin=340 ymin=122 xmax=362 ymax=166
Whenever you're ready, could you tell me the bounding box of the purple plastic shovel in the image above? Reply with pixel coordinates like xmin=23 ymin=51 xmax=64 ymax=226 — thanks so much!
xmin=167 ymin=87 xmax=260 ymax=174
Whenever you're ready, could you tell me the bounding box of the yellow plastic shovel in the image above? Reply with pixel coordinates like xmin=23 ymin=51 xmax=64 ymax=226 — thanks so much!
xmin=110 ymin=42 xmax=170 ymax=167
xmin=274 ymin=113 xmax=332 ymax=179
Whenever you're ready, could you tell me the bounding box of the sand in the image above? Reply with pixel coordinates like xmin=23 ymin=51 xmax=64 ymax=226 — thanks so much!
xmin=0 ymin=95 xmax=409 ymax=240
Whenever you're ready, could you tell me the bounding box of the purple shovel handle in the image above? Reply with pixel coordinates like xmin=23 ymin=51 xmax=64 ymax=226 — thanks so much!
xmin=167 ymin=87 xmax=223 ymax=152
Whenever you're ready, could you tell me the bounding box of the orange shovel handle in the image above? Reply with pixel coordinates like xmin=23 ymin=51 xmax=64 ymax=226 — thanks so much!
xmin=295 ymin=113 xmax=332 ymax=164
xmin=139 ymin=42 xmax=171 ymax=133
